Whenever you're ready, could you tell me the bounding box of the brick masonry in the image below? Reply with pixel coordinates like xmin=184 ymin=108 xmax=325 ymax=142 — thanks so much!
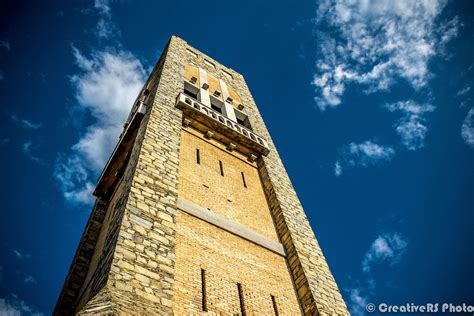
xmin=54 ymin=35 xmax=349 ymax=315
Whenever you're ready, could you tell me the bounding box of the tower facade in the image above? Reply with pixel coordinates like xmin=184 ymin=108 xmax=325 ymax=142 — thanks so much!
xmin=55 ymin=36 xmax=348 ymax=315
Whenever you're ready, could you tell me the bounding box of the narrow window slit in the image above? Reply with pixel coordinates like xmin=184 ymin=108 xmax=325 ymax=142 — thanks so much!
xmin=219 ymin=160 xmax=224 ymax=176
xmin=241 ymin=172 xmax=247 ymax=188
xmin=271 ymin=295 xmax=279 ymax=316
xmin=237 ymin=283 xmax=246 ymax=316
xmin=201 ymin=269 xmax=207 ymax=311
xmin=196 ymin=149 xmax=200 ymax=164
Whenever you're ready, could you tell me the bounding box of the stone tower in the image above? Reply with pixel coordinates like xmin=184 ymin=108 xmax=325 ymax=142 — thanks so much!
xmin=54 ymin=36 xmax=348 ymax=315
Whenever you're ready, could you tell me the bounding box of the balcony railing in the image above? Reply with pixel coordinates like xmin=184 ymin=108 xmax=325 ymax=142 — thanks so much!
xmin=176 ymin=93 xmax=270 ymax=156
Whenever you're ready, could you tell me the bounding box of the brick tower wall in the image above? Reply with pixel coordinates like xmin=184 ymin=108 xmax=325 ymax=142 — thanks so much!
xmin=54 ymin=35 xmax=348 ymax=315
xmin=173 ymin=127 xmax=301 ymax=314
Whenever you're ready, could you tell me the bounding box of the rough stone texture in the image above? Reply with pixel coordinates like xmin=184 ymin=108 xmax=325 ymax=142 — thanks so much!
xmin=55 ymin=38 xmax=181 ymax=315
xmin=53 ymin=198 xmax=107 ymax=315
xmin=55 ymin=35 xmax=348 ymax=315
xmin=86 ymin=35 xmax=185 ymax=314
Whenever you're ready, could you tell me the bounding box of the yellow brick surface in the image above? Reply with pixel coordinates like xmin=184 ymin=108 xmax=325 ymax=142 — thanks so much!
xmin=173 ymin=211 xmax=301 ymax=315
xmin=184 ymin=64 xmax=200 ymax=86
xmin=206 ymin=72 xmax=220 ymax=96
xmin=227 ymin=86 xmax=242 ymax=105
xmin=178 ymin=128 xmax=279 ymax=241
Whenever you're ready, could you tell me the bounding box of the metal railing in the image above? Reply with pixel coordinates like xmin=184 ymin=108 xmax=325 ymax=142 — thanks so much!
xmin=176 ymin=93 xmax=269 ymax=152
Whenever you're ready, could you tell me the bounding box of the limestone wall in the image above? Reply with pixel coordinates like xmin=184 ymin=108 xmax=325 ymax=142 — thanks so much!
xmin=55 ymin=35 xmax=348 ymax=315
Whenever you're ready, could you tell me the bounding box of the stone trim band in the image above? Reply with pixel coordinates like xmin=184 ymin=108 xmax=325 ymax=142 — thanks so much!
xmin=176 ymin=197 xmax=286 ymax=256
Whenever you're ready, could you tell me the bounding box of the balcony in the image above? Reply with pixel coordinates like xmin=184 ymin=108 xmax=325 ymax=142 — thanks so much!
xmin=176 ymin=93 xmax=270 ymax=157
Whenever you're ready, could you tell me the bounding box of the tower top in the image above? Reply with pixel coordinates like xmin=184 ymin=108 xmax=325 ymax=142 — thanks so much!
xmin=55 ymin=35 xmax=348 ymax=315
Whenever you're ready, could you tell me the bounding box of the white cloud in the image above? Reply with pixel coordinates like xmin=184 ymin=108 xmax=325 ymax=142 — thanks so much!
xmin=384 ymin=100 xmax=435 ymax=150
xmin=93 ymin=0 xmax=119 ymax=39
xmin=0 ymin=295 xmax=43 ymax=316
xmin=362 ymin=232 xmax=408 ymax=272
xmin=12 ymin=250 xmax=31 ymax=260
xmin=69 ymin=49 xmax=145 ymax=169
xmin=348 ymin=141 xmax=395 ymax=165
xmin=96 ymin=19 xmax=118 ymax=39
xmin=22 ymin=142 xmax=42 ymax=163
xmin=94 ymin=0 xmax=111 ymax=16
xmin=10 ymin=114 xmax=42 ymax=129
xmin=461 ymin=108 xmax=474 ymax=148
xmin=332 ymin=141 xmax=396 ymax=175
xmin=313 ymin=0 xmax=457 ymax=110
xmin=23 ymin=276 xmax=36 ymax=284
xmin=457 ymin=86 xmax=471 ymax=97
xmin=345 ymin=232 xmax=408 ymax=314
xmin=0 ymin=299 xmax=21 ymax=316
xmin=54 ymin=154 xmax=95 ymax=205
xmin=347 ymin=288 xmax=368 ymax=316
xmin=54 ymin=48 xmax=145 ymax=204
xmin=334 ymin=161 xmax=342 ymax=176
xmin=65 ymin=182 xmax=95 ymax=205
xmin=335 ymin=141 xmax=395 ymax=175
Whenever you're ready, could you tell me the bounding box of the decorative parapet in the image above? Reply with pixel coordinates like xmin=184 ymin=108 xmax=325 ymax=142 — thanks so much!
xmin=176 ymin=92 xmax=270 ymax=156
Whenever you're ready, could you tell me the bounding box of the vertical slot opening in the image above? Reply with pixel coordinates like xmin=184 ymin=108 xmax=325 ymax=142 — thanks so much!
xmin=271 ymin=295 xmax=279 ymax=316
xmin=237 ymin=283 xmax=246 ymax=316
xmin=241 ymin=172 xmax=247 ymax=188
xmin=201 ymin=269 xmax=207 ymax=312
xmin=196 ymin=149 xmax=200 ymax=164
xmin=219 ymin=160 xmax=224 ymax=176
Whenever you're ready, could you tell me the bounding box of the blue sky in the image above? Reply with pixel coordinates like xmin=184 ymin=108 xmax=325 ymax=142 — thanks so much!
xmin=0 ymin=0 xmax=472 ymax=314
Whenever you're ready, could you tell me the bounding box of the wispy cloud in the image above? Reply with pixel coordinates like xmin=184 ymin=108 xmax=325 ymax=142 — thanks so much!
xmin=346 ymin=288 xmax=369 ymax=316
xmin=335 ymin=141 xmax=395 ymax=176
xmin=54 ymin=48 xmax=145 ymax=204
xmin=54 ymin=1 xmax=145 ymax=205
xmin=461 ymin=108 xmax=474 ymax=148
xmin=94 ymin=0 xmax=111 ymax=16
xmin=69 ymin=48 xmax=145 ymax=169
xmin=0 ymin=295 xmax=43 ymax=316
xmin=54 ymin=155 xmax=95 ymax=205
xmin=22 ymin=142 xmax=43 ymax=164
xmin=10 ymin=114 xmax=42 ymax=129
xmin=362 ymin=233 xmax=408 ymax=272
xmin=0 ymin=138 xmax=10 ymax=146
xmin=23 ymin=275 xmax=36 ymax=284
xmin=0 ymin=40 xmax=10 ymax=51
xmin=94 ymin=0 xmax=119 ymax=39
xmin=346 ymin=232 xmax=408 ymax=315
xmin=13 ymin=249 xmax=31 ymax=260
xmin=334 ymin=161 xmax=342 ymax=176
xmin=384 ymin=100 xmax=435 ymax=150
xmin=457 ymin=86 xmax=471 ymax=97
xmin=312 ymin=0 xmax=458 ymax=110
